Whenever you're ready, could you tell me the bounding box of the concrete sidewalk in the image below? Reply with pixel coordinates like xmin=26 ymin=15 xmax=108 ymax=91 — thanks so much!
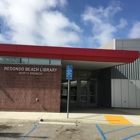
xmin=0 ymin=109 xmax=140 ymax=125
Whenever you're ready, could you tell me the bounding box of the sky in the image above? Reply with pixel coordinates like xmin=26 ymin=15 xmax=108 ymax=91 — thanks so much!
xmin=0 ymin=0 xmax=140 ymax=48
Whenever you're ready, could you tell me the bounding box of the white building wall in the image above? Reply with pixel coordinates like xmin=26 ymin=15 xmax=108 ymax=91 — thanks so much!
xmin=121 ymin=80 xmax=129 ymax=108
xmin=136 ymin=80 xmax=140 ymax=108
xmin=128 ymin=80 xmax=137 ymax=108
xmin=111 ymin=79 xmax=140 ymax=108
xmin=115 ymin=39 xmax=140 ymax=52
xmin=112 ymin=79 xmax=122 ymax=107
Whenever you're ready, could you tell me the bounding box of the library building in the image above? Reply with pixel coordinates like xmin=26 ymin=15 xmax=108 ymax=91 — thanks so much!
xmin=0 ymin=39 xmax=140 ymax=112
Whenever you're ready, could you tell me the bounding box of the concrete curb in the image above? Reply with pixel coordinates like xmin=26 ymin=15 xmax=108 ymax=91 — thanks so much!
xmin=39 ymin=118 xmax=108 ymax=125
xmin=39 ymin=118 xmax=77 ymax=123
xmin=39 ymin=121 xmax=76 ymax=125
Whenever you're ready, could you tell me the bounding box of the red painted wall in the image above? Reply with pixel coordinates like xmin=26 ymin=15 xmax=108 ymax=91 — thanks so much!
xmin=0 ymin=64 xmax=61 ymax=112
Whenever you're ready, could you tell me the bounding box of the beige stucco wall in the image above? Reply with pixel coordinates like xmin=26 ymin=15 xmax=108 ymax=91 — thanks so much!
xmin=98 ymin=40 xmax=115 ymax=50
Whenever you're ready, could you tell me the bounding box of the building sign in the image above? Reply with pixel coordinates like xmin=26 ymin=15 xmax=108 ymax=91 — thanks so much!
xmin=4 ymin=66 xmax=57 ymax=75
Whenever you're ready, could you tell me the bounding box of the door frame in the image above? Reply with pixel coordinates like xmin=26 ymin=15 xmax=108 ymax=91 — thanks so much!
xmin=79 ymin=79 xmax=97 ymax=106
xmin=61 ymin=78 xmax=98 ymax=107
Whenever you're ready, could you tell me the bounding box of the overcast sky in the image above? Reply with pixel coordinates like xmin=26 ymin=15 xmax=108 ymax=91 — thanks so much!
xmin=0 ymin=0 xmax=140 ymax=48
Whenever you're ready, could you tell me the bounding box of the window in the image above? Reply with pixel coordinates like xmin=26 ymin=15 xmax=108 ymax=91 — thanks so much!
xmin=29 ymin=58 xmax=49 ymax=65
xmin=0 ymin=56 xmax=61 ymax=66
xmin=0 ymin=57 xmax=20 ymax=63
xmin=50 ymin=59 xmax=61 ymax=65
xmin=21 ymin=58 xmax=28 ymax=64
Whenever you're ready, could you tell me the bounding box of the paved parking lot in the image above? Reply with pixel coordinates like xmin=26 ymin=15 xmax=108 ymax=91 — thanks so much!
xmin=0 ymin=108 xmax=140 ymax=139
xmin=0 ymin=123 xmax=140 ymax=140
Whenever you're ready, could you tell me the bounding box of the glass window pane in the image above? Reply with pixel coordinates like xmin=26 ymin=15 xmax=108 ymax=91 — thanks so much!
xmin=80 ymin=70 xmax=97 ymax=78
xmin=21 ymin=58 xmax=28 ymax=64
xmin=61 ymin=80 xmax=68 ymax=95
xmin=61 ymin=95 xmax=67 ymax=103
xmin=91 ymin=71 xmax=98 ymax=78
xmin=70 ymin=81 xmax=77 ymax=95
xmin=70 ymin=81 xmax=77 ymax=103
xmin=61 ymin=80 xmax=68 ymax=103
xmin=81 ymin=96 xmax=87 ymax=103
xmin=73 ymin=69 xmax=79 ymax=77
xmin=71 ymin=96 xmax=77 ymax=103
xmin=0 ymin=57 xmax=20 ymax=63
xmin=29 ymin=58 xmax=49 ymax=65
xmin=90 ymin=96 xmax=95 ymax=103
xmin=80 ymin=70 xmax=91 ymax=78
xmin=90 ymin=81 xmax=96 ymax=95
xmin=50 ymin=59 xmax=61 ymax=65
xmin=81 ymin=80 xmax=87 ymax=95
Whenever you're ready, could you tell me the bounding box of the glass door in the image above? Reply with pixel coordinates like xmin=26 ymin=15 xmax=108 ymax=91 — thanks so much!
xmin=80 ymin=80 xmax=88 ymax=106
xmin=61 ymin=80 xmax=68 ymax=104
xmin=89 ymin=80 xmax=97 ymax=106
xmin=61 ymin=80 xmax=78 ymax=105
xmin=61 ymin=79 xmax=97 ymax=106
xmin=70 ymin=80 xmax=77 ymax=104
xmin=79 ymin=80 xmax=97 ymax=106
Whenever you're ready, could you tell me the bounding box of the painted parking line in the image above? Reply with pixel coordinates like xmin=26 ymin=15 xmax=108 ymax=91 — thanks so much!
xmin=122 ymin=132 xmax=140 ymax=140
xmin=22 ymin=124 xmax=39 ymax=140
xmin=96 ymin=124 xmax=133 ymax=140
xmin=104 ymin=126 xmax=133 ymax=134
xmin=104 ymin=115 xmax=132 ymax=125
xmin=96 ymin=124 xmax=107 ymax=140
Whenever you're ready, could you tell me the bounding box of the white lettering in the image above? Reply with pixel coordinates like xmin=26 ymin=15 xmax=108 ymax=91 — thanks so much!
xmin=4 ymin=67 xmax=24 ymax=71
xmin=30 ymin=72 xmax=43 ymax=75
xmin=25 ymin=67 xmax=30 ymax=71
xmin=4 ymin=66 xmax=57 ymax=75
xmin=40 ymin=68 xmax=58 ymax=72
xmin=4 ymin=67 xmax=9 ymax=71
xmin=19 ymin=72 xmax=29 ymax=75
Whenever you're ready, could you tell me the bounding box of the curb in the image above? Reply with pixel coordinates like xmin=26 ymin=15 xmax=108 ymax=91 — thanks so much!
xmin=39 ymin=118 xmax=108 ymax=125
xmin=39 ymin=121 xmax=76 ymax=125
xmin=39 ymin=118 xmax=77 ymax=123
xmin=39 ymin=118 xmax=79 ymax=125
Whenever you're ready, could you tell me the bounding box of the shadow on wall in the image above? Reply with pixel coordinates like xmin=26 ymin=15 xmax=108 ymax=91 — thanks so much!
xmin=112 ymin=67 xmax=129 ymax=79
xmin=38 ymin=100 xmax=48 ymax=111
xmin=98 ymin=68 xmax=111 ymax=107
xmin=0 ymin=85 xmax=14 ymax=102
xmin=98 ymin=65 xmax=139 ymax=107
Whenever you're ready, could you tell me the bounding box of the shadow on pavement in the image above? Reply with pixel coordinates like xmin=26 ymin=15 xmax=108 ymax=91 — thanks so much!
xmin=0 ymin=133 xmax=49 ymax=139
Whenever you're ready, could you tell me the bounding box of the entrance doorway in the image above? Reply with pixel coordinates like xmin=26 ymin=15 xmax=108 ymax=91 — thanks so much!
xmin=61 ymin=79 xmax=97 ymax=107
xmin=80 ymin=80 xmax=97 ymax=106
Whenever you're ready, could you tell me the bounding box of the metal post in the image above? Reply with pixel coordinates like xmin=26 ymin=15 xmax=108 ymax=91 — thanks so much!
xmin=67 ymin=80 xmax=70 ymax=118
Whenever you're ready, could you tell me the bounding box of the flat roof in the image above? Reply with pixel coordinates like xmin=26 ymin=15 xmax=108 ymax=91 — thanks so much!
xmin=0 ymin=44 xmax=139 ymax=63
